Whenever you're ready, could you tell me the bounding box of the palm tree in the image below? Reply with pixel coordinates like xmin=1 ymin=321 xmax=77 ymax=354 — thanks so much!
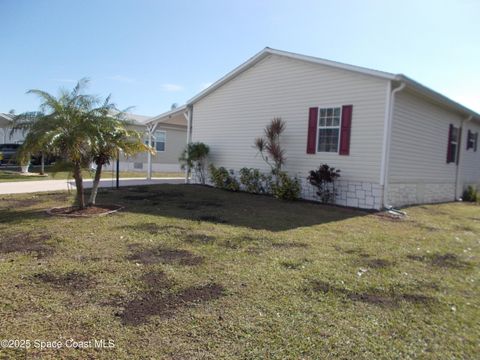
xmin=87 ymin=106 xmax=153 ymax=205
xmin=12 ymin=79 xmax=150 ymax=209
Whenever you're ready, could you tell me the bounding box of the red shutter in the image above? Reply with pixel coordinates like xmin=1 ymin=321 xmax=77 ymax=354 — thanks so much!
xmin=446 ymin=124 xmax=453 ymax=163
xmin=306 ymin=107 xmax=318 ymax=154
xmin=339 ymin=105 xmax=353 ymax=155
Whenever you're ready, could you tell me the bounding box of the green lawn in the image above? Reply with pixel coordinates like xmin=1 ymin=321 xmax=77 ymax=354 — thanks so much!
xmin=0 ymin=185 xmax=478 ymax=359
xmin=0 ymin=168 xmax=183 ymax=182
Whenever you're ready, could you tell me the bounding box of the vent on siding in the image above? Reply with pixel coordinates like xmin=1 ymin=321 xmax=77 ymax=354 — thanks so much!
xmin=133 ymin=162 xmax=143 ymax=169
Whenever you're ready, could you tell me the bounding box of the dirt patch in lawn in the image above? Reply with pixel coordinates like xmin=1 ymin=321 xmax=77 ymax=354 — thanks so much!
xmin=33 ymin=271 xmax=95 ymax=291
xmin=334 ymin=246 xmax=370 ymax=258
xmin=119 ymin=283 xmax=225 ymax=325
xmin=47 ymin=204 xmax=123 ymax=217
xmin=310 ymin=280 xmax=435 ymax=307
xmin=0 ymin=231 xmax=53 ymax=257
xmin=121 ymin=222 xmax=187 ymax=235
xmin=127 ymin=245 xmax=204 ymax=266
xmin=407 ymin=253 xmax=472 ymax=269
xmin=272 ymin=242 xmax=309 ymax=249
xmin=140 ymin=270 xmax=175 ymax=289
xmin=357 ymin=258 xmax=395 ymax=269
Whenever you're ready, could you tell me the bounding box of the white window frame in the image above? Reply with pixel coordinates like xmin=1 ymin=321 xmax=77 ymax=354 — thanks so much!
xmin=450 ymin=126 xmax=459 ymax=163
xmin=146 ymin=130 xmax=167 ymax=152
xmin=154 ymin=130 xmax=166 ymax=152
xmin=316 ymin=106 xmax=342 ymax=153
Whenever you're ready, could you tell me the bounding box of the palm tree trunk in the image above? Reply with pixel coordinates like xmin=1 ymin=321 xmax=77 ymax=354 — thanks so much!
xmin=72 ymin=162 xmax=85 ymax=209
xmin=40 ymin=153 xmax=45 ymax=175
xmin=88 ymin=162 xmax=103 ymax=206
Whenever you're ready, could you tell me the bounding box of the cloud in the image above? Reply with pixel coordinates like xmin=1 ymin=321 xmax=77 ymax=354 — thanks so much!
xmin=161 ymin=83 xmax=184 ymax=92
xmin=200 ymin=82 xmax=213 ymax=91
xmin=107 ymin=75 xmax=136 ymax=83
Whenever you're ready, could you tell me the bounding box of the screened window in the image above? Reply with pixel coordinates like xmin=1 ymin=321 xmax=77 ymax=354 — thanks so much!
xmin=154 ymin=131 xmax=166 ymax=151
xmin=317 ymin=107 xmax=341 ymax=152
xmin=448 ymin=126 xmax=459 ymax=163
xmin=467 ymin=130 xmax=478 ymax=151
xmin=146 ymin=131 xmax=166 ymax=151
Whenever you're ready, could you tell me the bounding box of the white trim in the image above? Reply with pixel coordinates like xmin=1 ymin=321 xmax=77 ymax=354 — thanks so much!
xmin=145 ymin=105 xmax=187 ymax=125
xmin=316 ymin=105 xmax=342 ymax=153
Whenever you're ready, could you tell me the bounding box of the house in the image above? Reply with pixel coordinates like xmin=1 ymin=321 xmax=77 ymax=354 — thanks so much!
xmin=174 ymin=48 xmax=480 ymax=209
xmin=105 ymin=110 xmax=187 ymax=176
xmin=0 ymin=113 xmax=24 ymax=144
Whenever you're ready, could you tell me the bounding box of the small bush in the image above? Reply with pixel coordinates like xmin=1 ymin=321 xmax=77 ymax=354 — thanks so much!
xmin=462 ymin=186 xmax=478 ymax=202
xmin=209 ymin=165 xmax=240 ymax=192
xmin=308 ymin=164 xmax=341 ymax=204
xmin=271 ymin=171 xmax=301 ymax=200
xmin=239 ymin=168 xmax=272 ymax=194
xmin=179 ymin=142 xmax=210 ymax=184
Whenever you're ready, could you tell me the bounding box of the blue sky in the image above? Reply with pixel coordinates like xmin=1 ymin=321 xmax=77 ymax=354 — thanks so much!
xmin=1 ymin=0 xmax=479 ymax=116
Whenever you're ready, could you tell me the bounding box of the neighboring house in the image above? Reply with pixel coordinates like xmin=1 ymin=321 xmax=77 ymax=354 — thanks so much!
xmin=112 ymin=110 xmax=187 ymax=174
xmin=177 ymin=47 xmax=480 ymax=209
xmin=0 ymin=113 xmax=24 ymax=144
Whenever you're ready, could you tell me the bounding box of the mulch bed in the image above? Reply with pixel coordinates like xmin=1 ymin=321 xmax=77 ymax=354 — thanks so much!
xmin=46 ymin=204 xmax=123 ymax=217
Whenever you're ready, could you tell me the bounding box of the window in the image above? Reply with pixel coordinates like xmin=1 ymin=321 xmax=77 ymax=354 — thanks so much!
xmin=145 ymin=131 xmax=166 ymax=152
xmin=317 ymin=107 xmax=341 ymax=152
xmin=447 ymin=125 xmax=459 ymax=163
xmin=467 ymin=130 xmax=478 ymax=151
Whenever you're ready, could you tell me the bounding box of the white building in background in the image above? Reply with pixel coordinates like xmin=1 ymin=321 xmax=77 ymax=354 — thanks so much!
xmin=172 ymin=47 xmax=480 ymax=209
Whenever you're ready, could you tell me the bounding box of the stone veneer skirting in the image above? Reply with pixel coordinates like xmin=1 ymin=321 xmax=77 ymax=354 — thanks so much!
xmin=387 ymin=182 xmax=455 ymax=207
xmin=299 ymin=178 xmax=383 ymax=210
xmin=192 ymin=169 xmax=384 ymax=210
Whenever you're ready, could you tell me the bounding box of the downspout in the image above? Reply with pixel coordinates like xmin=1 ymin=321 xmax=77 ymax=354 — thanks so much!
xmin=381 ymin=81 xmax=406 ymax=208
xmin=455 ymin=115 xmax=472 ymax=199
xmin=184 ymin=106 xmax=193 ymax=183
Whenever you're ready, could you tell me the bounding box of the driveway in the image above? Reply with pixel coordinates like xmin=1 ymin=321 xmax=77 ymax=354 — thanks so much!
xmin=0 ymin=177 xmax=184 ymax=195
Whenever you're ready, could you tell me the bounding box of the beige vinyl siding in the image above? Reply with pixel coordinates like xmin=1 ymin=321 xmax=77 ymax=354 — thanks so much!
xmin=192 ymin=54 xmax=388 ymax=183
xmin=459 ymin=121 xmax=480 ymax=188
xmin=388 ymin=89 xmax=463 ymax=185
xmin=122 ymin=125 xmax=186 ymax=165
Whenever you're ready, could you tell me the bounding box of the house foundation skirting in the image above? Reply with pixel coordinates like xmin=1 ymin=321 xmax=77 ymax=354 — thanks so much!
xmin=387 ymin=182 xmax=455 ymax=207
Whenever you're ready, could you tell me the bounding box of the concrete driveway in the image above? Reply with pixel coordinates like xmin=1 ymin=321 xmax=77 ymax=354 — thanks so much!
xmin=0 ymin=177 xmax=184 ymax=195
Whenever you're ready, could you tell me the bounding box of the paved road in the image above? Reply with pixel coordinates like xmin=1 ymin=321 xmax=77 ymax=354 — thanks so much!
xmin=0 ymin=177 xmax=185 ymax=195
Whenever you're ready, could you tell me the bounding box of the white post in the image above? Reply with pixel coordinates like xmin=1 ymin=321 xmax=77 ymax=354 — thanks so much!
xmin=184 ymin=107 xmax=193 ymax=184
xmin=147 ymin=130 xmax=152 ymax=180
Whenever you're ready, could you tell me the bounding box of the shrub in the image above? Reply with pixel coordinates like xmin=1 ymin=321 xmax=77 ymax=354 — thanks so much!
xmin=462 ymin=186 xmax=478 ymax=202
xmin=209 ymin=165 xmax=240 ymax=191
xmin=239 ymin=168 xmax=272 ymax=194
xmin=308 ymin=164 xmax=341 ymax=204
xmin=271 ymin=171 xmax=301 ymax=200
xmin=254 ymin=117 xmax=286 ymax=176
xmin=179 ymin=142 xmax=210 ymax=184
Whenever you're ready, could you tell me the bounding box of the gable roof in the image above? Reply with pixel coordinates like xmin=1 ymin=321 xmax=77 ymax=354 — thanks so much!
xmin=187 ymin=47 xmax=479 ymax=121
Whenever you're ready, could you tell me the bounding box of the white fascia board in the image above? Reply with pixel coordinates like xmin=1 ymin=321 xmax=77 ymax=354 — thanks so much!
xmin=144 ymin=105 xmax=188 ymax=125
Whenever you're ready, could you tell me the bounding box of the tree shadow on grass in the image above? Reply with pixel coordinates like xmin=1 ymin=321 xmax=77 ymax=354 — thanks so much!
xmin=104 ymin=184 xmax=369 ymax=232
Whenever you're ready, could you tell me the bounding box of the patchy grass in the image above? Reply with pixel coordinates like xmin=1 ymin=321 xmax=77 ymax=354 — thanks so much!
xmin=0 ymin=184 xmax=478 ymax=359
